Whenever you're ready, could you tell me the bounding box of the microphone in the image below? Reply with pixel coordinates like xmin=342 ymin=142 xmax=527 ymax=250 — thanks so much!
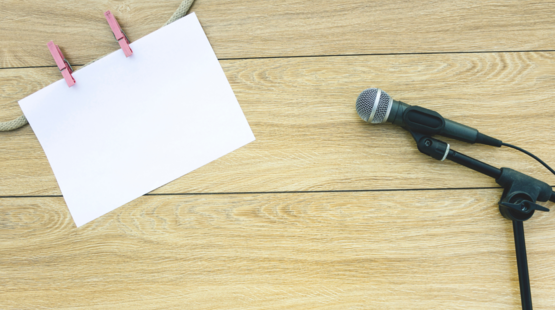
xmin=356 ymin=88 xmax=502 ymax=147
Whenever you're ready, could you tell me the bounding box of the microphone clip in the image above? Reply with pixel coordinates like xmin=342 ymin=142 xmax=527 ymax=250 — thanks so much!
xmin=409 ymin=130 xmax=450 ymax=161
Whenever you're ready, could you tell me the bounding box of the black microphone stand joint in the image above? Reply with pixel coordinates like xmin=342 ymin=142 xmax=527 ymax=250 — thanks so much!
xmin=409 ymin=130 xmax=555 ymax=310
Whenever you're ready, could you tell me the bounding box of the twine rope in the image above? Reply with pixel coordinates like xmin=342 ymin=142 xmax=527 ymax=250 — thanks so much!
xmin=0 ymin=0 xmax=194 ymax=132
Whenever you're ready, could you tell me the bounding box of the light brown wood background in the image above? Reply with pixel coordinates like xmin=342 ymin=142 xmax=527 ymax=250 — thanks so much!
xmin=1 ymin=0 xmax=555 ymax=309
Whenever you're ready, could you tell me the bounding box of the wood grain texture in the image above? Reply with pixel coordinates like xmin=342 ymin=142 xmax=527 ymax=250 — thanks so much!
xmin=3 ymin=1 xmax=555 ymax=309
xmin=2 ymin=0 xmax=555 ymax=68
xmin=1 ymin=190 xmax=554 ymax=309
xmin=1 ymin=52 xmax=555 ymax=195
xmin=0 ymin=0 xmax=184 ymax=68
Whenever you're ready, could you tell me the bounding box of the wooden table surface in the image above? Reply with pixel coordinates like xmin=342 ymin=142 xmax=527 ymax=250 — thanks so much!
xmin=2 ymin=1 xmax=555 ymax=309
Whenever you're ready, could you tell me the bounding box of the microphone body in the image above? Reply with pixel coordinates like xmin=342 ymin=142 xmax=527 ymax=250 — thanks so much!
xmin=356 ymin=88 xmax=502 ymax=147
xmin=387 ymin=100 xmax=502 ymax=146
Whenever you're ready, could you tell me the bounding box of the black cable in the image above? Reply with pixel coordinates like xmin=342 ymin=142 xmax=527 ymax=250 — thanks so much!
xmin=502 ymin=143 xmax=555 ymax=176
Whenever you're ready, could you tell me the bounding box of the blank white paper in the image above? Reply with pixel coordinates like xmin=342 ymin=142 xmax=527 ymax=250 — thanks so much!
xmin=19 ymin=13 xmax=255 ymax=227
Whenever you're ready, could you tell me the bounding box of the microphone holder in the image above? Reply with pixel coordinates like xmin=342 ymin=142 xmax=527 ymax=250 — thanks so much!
xmin=409 ymin=130 xmax=555 ymax=310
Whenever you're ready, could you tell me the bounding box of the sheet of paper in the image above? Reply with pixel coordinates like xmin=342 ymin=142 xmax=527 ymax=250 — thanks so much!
xmin=19 ymin=13 xmax=255 ymax=227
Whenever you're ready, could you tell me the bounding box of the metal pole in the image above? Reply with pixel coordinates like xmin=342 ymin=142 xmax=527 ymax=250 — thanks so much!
xmin=513 ymin=220 xmax=532 ymax=310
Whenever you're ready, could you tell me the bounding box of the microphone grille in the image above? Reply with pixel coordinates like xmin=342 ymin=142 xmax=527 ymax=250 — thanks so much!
xmin=374 ymin=91 xmax=392 ymax=123
xmin=356 ymin=88 xmax=392 ymax=123
xmin=356 ymin=88 xmax=378 ymax=122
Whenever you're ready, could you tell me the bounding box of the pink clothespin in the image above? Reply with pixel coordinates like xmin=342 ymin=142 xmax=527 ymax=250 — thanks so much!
xmin=104 ymin=11 xmax=133 ymax=57
xmin=47 ymin=41 xmax=75 ymax=87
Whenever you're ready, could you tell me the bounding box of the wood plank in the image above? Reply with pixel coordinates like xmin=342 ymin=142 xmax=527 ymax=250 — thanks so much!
xmin=2 ymin=0 xmax=555 ymax=68
xmin=1 ymin=189 xmax=554 ymax=309
xmin=0 ymin=0 xmax=184 ymax=68
xmin=1 ymin=52 xmax=555 ymax=195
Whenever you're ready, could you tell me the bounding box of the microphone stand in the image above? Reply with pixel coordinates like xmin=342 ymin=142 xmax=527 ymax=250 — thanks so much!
xmin=409 ymin=131 xmax=555 ymax=310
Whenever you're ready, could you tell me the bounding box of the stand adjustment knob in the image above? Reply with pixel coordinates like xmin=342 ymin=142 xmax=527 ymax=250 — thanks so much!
xmin=499 ymin=200 xmax=550 ymax=221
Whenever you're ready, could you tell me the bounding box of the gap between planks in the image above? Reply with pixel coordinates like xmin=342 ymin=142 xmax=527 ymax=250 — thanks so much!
xmin=3 ymin=48 xmax=555 ymax=71
xmin=3 ymin=186 xmax=555 ymax=200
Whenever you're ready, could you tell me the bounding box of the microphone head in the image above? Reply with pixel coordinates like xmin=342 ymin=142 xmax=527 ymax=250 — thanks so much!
xmin=356 ymin=88 xmax=393 ymax=123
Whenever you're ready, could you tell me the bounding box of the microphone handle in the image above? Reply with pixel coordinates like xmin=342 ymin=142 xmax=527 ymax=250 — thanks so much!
xmin=389 ymin=101 xmax=502 ymax=147
xmin=442 ymin=119 xmax=479 ymax=144
xmin=444 ymin=119 xmax=502 ymax=147
xmin=440 ymin=118 xmax=503 ymax=147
